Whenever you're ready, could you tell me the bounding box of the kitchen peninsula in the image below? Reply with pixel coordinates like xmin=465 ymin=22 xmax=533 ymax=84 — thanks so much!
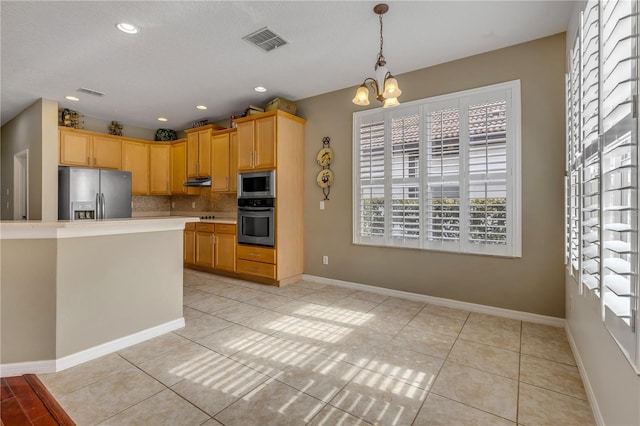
xmin=0 ymin=216 xmax=197 ymax=376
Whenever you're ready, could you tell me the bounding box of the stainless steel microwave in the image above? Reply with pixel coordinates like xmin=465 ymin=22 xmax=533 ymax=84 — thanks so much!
xmin=238 ymin=170 xmax=276 ymax=199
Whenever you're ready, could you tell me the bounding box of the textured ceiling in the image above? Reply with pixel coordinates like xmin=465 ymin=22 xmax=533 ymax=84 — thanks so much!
xmin=1 ymin=1 xmax=574 ymax=131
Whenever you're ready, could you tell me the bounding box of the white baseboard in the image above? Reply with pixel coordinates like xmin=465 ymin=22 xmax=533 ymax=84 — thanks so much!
xmin=565 ymin=325 xmax=604 ymax=426
xmin=0 ymin=318 xmax=185 ymax=377
xmin=0 ymin=360 xmax=56 ymax=377
xmin=302 ymin=274 xmax=565 ymax=327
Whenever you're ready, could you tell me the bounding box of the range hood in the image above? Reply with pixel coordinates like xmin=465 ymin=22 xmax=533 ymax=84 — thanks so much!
xmin=183 ymin=177 xmax=211 ymax=187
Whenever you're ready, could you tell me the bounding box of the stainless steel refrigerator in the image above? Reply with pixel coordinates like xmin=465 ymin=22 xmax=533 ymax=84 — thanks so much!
xmin=58 ymin=166 xmax=132 ymax=220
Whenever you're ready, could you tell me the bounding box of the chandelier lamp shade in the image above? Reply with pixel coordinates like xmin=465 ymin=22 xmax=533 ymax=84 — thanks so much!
xmin=352 ymin=3 xmax=402 ymax=108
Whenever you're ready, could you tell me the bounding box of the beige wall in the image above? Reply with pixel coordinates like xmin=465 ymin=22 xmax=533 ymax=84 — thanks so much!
xmin=297 ymin=33 xmax=566 ymax=318
xmin=0 ymin=239 xmax=57 ymax=363
xmin=56 ymin=231 xmax=184 ymax=357
xmin=0 ymin=230 xmax=184 ymax=363
xmin=1 ymin=98 xmax=58 ymax=220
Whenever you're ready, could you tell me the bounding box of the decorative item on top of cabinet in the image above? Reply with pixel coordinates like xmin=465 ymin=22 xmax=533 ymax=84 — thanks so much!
xmin=316 ymin=136 xmax=334 ymax=200
xmin=108 ymin=121 xmax=123 ymax=136
xmin=155 ymin=128 xmax=178 ymax=141
xmin=60 ymin=108 xmax=84 ymax=129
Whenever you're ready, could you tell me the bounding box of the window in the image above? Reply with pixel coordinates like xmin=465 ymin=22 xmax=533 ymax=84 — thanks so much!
xmin=353 ymin=81 xmax=521 ymax=258
xmin=565 ymin=0 xmax=638 ymax=370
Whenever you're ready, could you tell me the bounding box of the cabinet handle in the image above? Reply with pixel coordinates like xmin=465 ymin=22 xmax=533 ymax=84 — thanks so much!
xmin=249 ymin=152 xmax=253 ymax=168
xmin=210 ymin=234 xmax=213 ymax=244
xmin=225 ymin=176 xmax=229 ymax=188
xmin=93 ymin=157 xmax=96 ymax=166
xmin=87 ymin=156 xmax=90 ymax=164
xmin=255 ymin=151 xmax=258 ymax=167
xmin=248 ymin=253 xmax=259 ymax=257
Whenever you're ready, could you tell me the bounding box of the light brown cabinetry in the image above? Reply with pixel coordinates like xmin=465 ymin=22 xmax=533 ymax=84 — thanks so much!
xmin=184 ymin=223 xmax=196 ymax=264
xmin=237 ymin=115 xmax=276 ymax=171
xmin=185 ymin=125 xmax=222 ymax=178
xmin=234 ymin=110 xmax=306 ymax=285
xmin=211 ymin=129 xmax=238 ymax=192
xmin=59 ymin=128 xmax=121 ymax=169
xmin=215 ymin=224 xmax=237 ymax=271
xmin=170 ymin=140 xmax=200 ymax=195
xmin=195 ymin=223 xmax=215 ymax=268
xmin=122 ymin=140 xmax=149 ymax=195
xmin=185 ymin=222 xmax=237 ymax=272
xmin=149 ymin=144 xmax=171 ymax=195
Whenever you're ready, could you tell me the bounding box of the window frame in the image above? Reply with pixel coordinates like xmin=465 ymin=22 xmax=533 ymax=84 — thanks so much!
xmin=352 ymin=80 xmax=522 ymax=258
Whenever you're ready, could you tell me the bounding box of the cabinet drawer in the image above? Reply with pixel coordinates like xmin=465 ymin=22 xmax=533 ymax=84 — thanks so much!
xmin=237 ymin=245 xmax=276 ymax=264
xmin=216 ymin=224 xmax=236 ymax=234
xmin=237 ymin=259 xmax=276 ymax=279
xmin=196 ymin=223 xmax=215 ymax=233
xmin=185 ymin=222 xmax=196 ymax=231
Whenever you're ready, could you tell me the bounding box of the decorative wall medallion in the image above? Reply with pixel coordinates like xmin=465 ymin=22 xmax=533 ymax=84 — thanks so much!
xmin=316 ymin=136 xmax=333 ymax=200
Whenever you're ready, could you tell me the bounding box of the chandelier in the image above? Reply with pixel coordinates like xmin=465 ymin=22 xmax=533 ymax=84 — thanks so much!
xmin=352 ymin=3 xmax=402 ymax=108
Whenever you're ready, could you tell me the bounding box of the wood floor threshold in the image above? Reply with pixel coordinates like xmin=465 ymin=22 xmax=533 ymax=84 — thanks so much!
xmin=22 ymin=375 xmax=75 ymax=426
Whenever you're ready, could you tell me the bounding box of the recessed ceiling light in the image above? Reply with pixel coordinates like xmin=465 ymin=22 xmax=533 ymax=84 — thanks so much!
xmin=254 ymin=86 xmax=267 ymax=93
xmin=65 ymin=95 xmax=80 ymax=101
xmin=196 ymin=105 xmax=207 ymax=110
xmin=116 ymin=23 xmax=139 ymax=34
xmin=157 ymin=117 xmax=168 ymax=122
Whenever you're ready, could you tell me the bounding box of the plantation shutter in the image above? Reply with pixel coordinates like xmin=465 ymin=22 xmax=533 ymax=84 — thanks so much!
xmin=569 ymin=34 xmax=583 ymax=277
xmin=600 ymin=0 xmax=637 ymax=338
xmin=465 ymin=95 xmax=510 ymax=255
xmin=357 ymin=113 xmax=386 ymax=242
xmin=390 ymin=108 xmax=421 ymax=246
xmin=581 ymin=0 xmax=600 ymax=292
xmin=425 ymin=100 xmax=462 ymax=251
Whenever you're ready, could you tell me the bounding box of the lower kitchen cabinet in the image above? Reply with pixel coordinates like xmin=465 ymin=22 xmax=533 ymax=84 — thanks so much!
xmin=184 ymin=223 xmax=196 ymax=265
xmin=215 ymin=226 xmax=236 ymax=271
xmin=195 ymin=223 xmax=215 ymax=268
xmin=236 ymin=245 xmax=276 ymax=279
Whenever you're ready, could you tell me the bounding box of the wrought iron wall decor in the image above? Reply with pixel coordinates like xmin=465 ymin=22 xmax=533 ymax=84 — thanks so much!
xmin=316 ymin=136 xmax=334 ymax=200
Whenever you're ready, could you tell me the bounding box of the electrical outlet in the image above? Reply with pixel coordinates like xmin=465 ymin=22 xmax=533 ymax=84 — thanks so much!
xmin=192 ymin=202 xmax=196 ymax=209
xmin=322 ymin=256 xmax=329 ymax=265
xmin=320 ymin=201 xmax=325 ymax=210
xmin=172 ymin=201 xmax=175 ymax=208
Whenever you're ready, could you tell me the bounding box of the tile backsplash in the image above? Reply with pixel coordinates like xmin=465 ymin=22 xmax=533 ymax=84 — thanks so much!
xmin=132 ymin=190 xmax=237 ymax=216
xmin=171 ymin=189 xmax=237 ymax=213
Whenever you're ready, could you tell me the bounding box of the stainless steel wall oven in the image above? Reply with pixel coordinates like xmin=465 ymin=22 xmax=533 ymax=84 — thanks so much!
xmin=237 ymin=197 xmax=275 ymax=247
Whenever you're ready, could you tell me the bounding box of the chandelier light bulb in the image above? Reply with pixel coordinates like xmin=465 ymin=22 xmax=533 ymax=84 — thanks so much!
xmin=353 ymin=84 xmax=371 ymax=106
xmin=382 ymin=76 xmax=402 ymax=99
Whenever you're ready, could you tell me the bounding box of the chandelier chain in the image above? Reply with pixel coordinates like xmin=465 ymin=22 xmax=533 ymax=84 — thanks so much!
xmin=375 ymin=12 xmax=386 ymax=70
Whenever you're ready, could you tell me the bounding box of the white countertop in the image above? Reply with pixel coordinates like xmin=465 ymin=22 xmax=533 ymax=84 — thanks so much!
xmin=0 ymin=216 xmax=199 ymax=240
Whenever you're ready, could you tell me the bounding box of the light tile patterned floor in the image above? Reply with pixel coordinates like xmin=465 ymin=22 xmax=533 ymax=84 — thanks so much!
xmin=39 ymin=270 xmax=595 ymax=425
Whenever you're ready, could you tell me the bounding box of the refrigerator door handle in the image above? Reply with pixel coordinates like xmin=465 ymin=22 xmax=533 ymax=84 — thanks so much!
xmin=96 ymin=193 xmax=101 ymax=220
xmin=101 ymin=193 xmax=106 ymax=219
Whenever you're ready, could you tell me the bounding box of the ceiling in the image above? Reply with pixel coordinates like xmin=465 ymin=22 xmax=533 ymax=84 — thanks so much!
xmin=1 ymin=1 xmax=574 ymax=131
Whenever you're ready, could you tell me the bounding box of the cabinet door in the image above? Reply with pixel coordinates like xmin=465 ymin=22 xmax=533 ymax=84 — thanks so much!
xmin=211 ymin=133 xmax=230 ymax=191
xmin=122 ymin=140 xmax=149 ymax=195
xmin=195 ymin=231 xmax=215 ymax=268
xmin=198 ymin=129 xmax=212 ymax=176
xmin=237 ymin=121 xmax=254 ymax=171
xmin=254 ymin=115 xmax=276 ymax=169
xmin=92 ymin=136 xmax=122 ymax=169
xmin=171 ymin=141 xmax=187 ymax=194
xmin=60 ymin=130 xmax=91 ymax=166
xmin=187 ymin=132 xmax=199 ymax=177
xmin=215 ymin=232 xmax=237 ymax=271
xmin=229 ymin=131 xmax=238 ymax=192
xmin=149 ymin=144 xmax=171 ymax=195
xmin=184 ymin=229 xmax=196 ymax=264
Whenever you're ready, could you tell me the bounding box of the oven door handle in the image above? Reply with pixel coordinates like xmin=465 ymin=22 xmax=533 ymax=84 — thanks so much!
xmin=238 ymin=207 xmax=274 ymax=212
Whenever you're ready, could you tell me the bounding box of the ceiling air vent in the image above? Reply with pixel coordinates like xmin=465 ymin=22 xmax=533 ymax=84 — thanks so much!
xmin=77 ymin=87 xmax=106 ymax=97
xmin=243 ymin=27 xmax=288 ymax=52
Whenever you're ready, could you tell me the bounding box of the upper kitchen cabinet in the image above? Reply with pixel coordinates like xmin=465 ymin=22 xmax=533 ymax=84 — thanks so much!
xmin=185 ymin=124 xmax=223 ymax=178
xmin=170 ymin=139 xmax=200 ymax=195
xmin=236 ymin=114 xmax=276 ymax=171
xmin=122 ymin=139 xmax=149 ymax=195
xmin=229 ymin=131 xmax=238 ymax=192
xmin=149 ymin=144 xmax=171 ymax=195
xmin=211 ymin=129 xmax=238 ymax=192
xmin=59 ymin=128 xmax=121 ymax=169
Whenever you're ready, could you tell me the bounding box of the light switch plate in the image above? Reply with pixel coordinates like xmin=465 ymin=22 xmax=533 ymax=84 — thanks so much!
xmin=320 ymin=201 xmax=325 ymax=210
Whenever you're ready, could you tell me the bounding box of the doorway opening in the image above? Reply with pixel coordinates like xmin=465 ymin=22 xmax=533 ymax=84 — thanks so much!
xmin=13 ymin=149 xmax=29 ymax=220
